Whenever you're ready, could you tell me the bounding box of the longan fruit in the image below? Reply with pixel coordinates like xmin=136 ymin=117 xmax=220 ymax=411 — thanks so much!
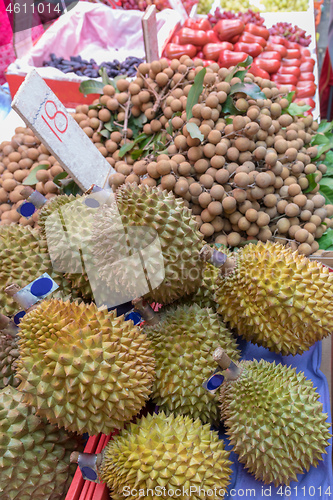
xmin=188 ymin=147 xmax=203 ymax=162
xmin=44 ymin=181 xmax=59 ymax=194
xmin=201 ymin=208 xmax=214 ymax=223
xmin=314 ymin=207 xmax=327 ymax=220
xmin=174 ymin=179 xmax=189 ymax=196
xmin=226 ymin=232 xmax=241 ymax=246
xmin=198 ymin=192 xmax=212 ymax=208
xmin=294 ymin=228 xmax=309 ymax=243
xmin=253 ymin=146 xmax=266 ymax=160
xmin=298 ymin=243 xmax=312 ymax=256
xmin=256 ymin=172 xmax=271 ymax=189
xmin=2 ymin=179 xmax=17 ymax=192
xmin=215 ymin=142 xmax=228 ymax=156
xmin=226 ymin=147 xmax=239 ymax=162
xmin=232 ymin=188 xmax=246 ymax=203
xmin=237 ymin=216 xmax=251 ymax=231
xmin=287 ymin=183 xmax=301 ymax=197
xmin=247 ymin=223 xmax=260 ymax=236
xmin=250 ymin=187 xmax=265 ymax=200
xmin=208 ymin=201 xmax=222 ymax=216
xmin=257 ymin=212 xmax=270 ymax=227
xmin=203 ymin=143 xmax=216 ymax=159
xmin=215 ymin=169 xmax=229 ymax=185
xmin=222 ymin=196 xmax=236 ymax=214
xmin=234 ymin=172 xmax=250 ymax=189
xmin=13 ymin=170 xmax=28 ymax=182
xmin=312 ymin=194 xmax=326 ymax=208
xmin=211 ymin=216 xmax=224 ymax=232
xmin=245 ymin=208 xmax=258 ymax=222
xmin=284 ymin=203 xmax=300 ymax=217
xmin=215 ymin=235 xmax=228 ymax=245
xmin=189 ymin=183 xmax=202 ymax=197
xmin=200 ymin=223 xmax=214 ymax=237
xmin=161 ymin=174 xmax=176 ymax=191
xmin=36 ymin=169 xmax=50 ymax=182
xmin=234 ymin=137 xmax=250 ymax=152
xmin=300 ymin=210 xmax=312 ymax=221
xmin=210 ymin=184 xmax=225 ymax=200
xmin=200 ymin=174 xmax=214 ymax=189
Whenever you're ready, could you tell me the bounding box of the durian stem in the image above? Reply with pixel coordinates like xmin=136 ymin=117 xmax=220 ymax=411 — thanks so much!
xmin=213 ymin=347 xmax=241 ymax=381
xmin=20 ymin=187 xmax=47 ymax=208
xmin=132 ymin=298 xmax=159 ymax=326
xmin=199 ymin=245 xmax=236 ymax=275
xmin=70 ymin=451 xmax=103 ymax=467
xmin=5 ymin=284 xmax=38 ymax=313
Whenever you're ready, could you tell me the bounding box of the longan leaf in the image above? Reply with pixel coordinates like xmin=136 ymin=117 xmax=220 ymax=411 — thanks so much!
xmin=322 ymin=150 xmax=333 ymax=177
xmin=22 ymin=165 xmax=49 ymax=186
xmin=99 ymin=129 xmax=110 ymax=139
xmin=118 ymin=141 xmax=135 ymax=158
xmin=229 ymin=82 xmax=265 ymax=100
xmin=186 ymin=68 xmax=206 ymax=120
xmin=318 ymin=120 xmax=333 ymax=134
xmin=61 ymin=180 xmax=82 ymax=196
xmin=317 ymin=228 xmax=333 ymax=250
xmin=226 ymin=56 xmax=253 ymax=82
xmin=53 ymin=172 xmax=69 ymax=187
xmin=99 ymin=67 xmax=112 ymax=86
xmin=304 ymin=173 xmax=317 ymax=193
xmin=222 ymin=95 xmax=238 ymax=115
xmin=320 ymin=178 xmax=333 ymax=204
xmin=79 ymin=80 xmax=105 ymax=95
xmin=187 ymin=122 xmax=204 ymax=141
xmin=286 ymin=91 xmax=295 ymax=104
xmin=285 ymin=102 xmax=311 ymax=116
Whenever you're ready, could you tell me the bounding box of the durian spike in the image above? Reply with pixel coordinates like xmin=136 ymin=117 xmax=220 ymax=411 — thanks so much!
xmin=200 ymin=245 xmax=236 ymax=275
xmin=132 ymin=297 xmax=159 ymax=325
xmin=213 ymin=347 xmax=241 ymax=381
xmin=0 ymin=314 xmax=18 ymax=337
xmin=20 ymin=187 xmax=47 ymax=208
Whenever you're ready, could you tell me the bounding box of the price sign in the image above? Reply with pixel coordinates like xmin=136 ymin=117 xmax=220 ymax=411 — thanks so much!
xmin=142 ymin=5 xmax=159 ymax=63
xmin=12 ymin=69 xmax=114 ymax=191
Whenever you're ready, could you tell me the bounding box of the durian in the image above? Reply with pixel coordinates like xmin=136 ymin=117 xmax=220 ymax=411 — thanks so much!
xmin=38 ymin=193 xmax=78 ymax=236
xmin=99 ymin=412 xmax=232 ymax=499
xmin=215 ymin=241 xmax=333 ymax=355
xmin=39 ymin=194 xmax=95 ymax=299
xmin=91 ymin=184 xmax=204 ymax=305
xmin=219 ymin=358 xmax=332 ymax=486
xmin=17 ymin=298 xmax=155 ymax=435
xmin=0 ymin=386 xmax=80 ymax=500
xmin=0 ymin=224 xmax=71 ymax=315
xmin=144 ymin=303 xmax=240 ymax=424
xmin=0 ymin=334 xmax=19 ymax=389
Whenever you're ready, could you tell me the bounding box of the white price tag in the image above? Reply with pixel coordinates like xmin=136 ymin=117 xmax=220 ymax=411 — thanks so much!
xmin=142 ymin=5 xmax=159 ymax=63
xmin=12 ymin=69 xmax=114 ymax=191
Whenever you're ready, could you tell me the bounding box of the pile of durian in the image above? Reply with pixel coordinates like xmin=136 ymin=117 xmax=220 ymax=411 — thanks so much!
xmin=0 ymin=179 xmax=332 ymax=499
xmin=1 ymin=56 xmax=333 ymax=500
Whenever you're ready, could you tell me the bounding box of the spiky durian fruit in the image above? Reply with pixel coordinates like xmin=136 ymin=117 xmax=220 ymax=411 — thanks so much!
xmin=0 ymin=334 xmax=19 ymax=389
xmin=0 ymin=386 xmax=80 ymax=500
xmin=178 ymin=244 xmax=232 ymax=310
xmin=220 ymin=358 xmax=332 ymax=486
xmin=91 ymin=184 xmax=204 ymax=305
xmin=215 ymin=241 xmax=333 ymax=355
xmin=0 ymin=224 xmax=72 ymax=315
xmin=100 ymin=412 xmax=232 ymax=499
xmin=39 ymin=194 xmax=96 ymax=299
xmin=145 ymin=303 xmax=240 ymax=424
xmin=17 ymin=298 xmax=155 ymax=435
xmin=38 ymin=194 xmax=78 ymax=236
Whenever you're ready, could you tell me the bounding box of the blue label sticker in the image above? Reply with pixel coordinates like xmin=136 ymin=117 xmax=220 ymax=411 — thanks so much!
xmin=19 ymin=202 xmax=36 ymax=218
xmin=81 ymin=466 xmax=98 ymax=481
xmin=14 ymin=311 xmax=26 ymax=325
xmin=206 ymin=373 xmax=225 ymax=391
xmin=125 ymin=311 xmax=142 ymax=325
xmin=84 ymin=197 xmax=100 ymax=208
xmin=30 ymin=277 xmax=54 ymax=297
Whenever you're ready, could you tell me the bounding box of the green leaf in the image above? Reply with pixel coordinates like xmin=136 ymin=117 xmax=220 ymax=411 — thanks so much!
xmin=186 ymin=68 xmax=206 ymax=120
xmin=187 ymin=122 xmax=204 ymax=141
xmin=226 ymin=117 xmax=233 ymax=124
xmin=311 ymin=134 xmax=331 ymax=147
xmin=286 ymin=91 xmax=295 ymax=104
xmin=79 ymin=80 xmax=104 ymax=96
xmin=229 ymin=82 xmax=265 ymax=100
xmin=131 ymin=149 xmax=145 ymax=160
xmin=226 ymin=56 xmax=253 ymax=82
xmin=118 ymin=141 xmax=135 ymax=158
xmin=322 ymin=149 xmax=333 ymax=176
xmin=53 ymin=171 xmax=69 ymax=187
xmin=234 ymin=69 xmax=247 ymax=82
xmin=304 ymin=173 xmax=317 ymax=193
xmin=222 ymin=95 xmax=238 ymax=115
xmin=99 ymin=67 xmax=111 ymax=86
xmin=285 ymin=102 xmax=311 ymax=117
xmin=320 ymin=177 xmax=333 ymax=204
xmin=88 ymin=103 xmax=102 ymax=110
xmin=23 ymin=164 xmax=49 ymax=186
xmin=128 ymin=113 xmax=148 ymax=137
xmin=317 ymin=228 xmax=333 ymax=250
xmin=166 ymin=119 xmax=173 ymax=136
xmin=62 ymin=179 xmax=82 ymax=196
xmin=99 ymin=129 xmax=110 ymax=139
xmin=104 ymin=118 xmax=116 ymax=132
xmin=318 ymin=120 xmax=333 ymax=134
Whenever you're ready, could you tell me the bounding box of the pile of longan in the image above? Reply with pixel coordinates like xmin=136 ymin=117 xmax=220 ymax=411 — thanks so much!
xmin=0 ymin=127 xmax=65 ymax=226
xmin=71 ymin=57 xmax=332 ymax=256
xmin=1 ymin=57 xmax=332 ymax=256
